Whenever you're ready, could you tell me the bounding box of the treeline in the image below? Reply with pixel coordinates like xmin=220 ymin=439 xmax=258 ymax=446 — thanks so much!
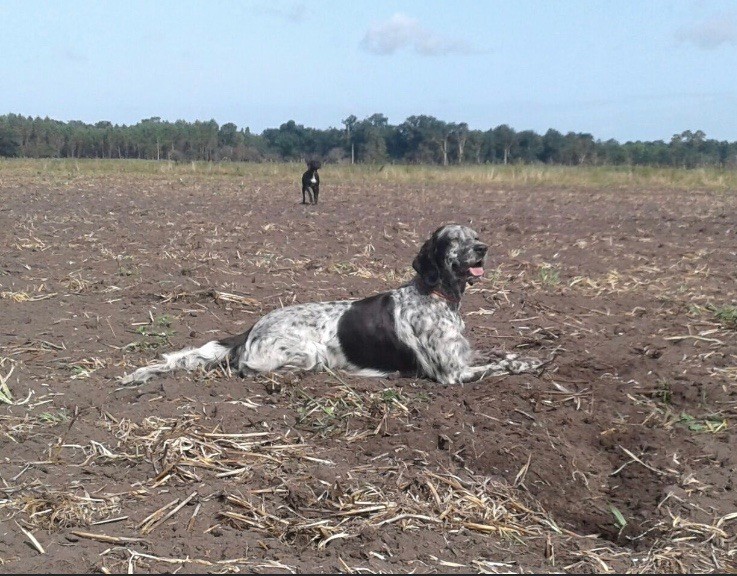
xmin=1 ymin=112 xmax=735 ymax=168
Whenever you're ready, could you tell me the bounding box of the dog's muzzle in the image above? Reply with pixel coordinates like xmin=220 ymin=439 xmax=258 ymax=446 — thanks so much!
xmin=467 ymin=243 xmax=488 ymax=280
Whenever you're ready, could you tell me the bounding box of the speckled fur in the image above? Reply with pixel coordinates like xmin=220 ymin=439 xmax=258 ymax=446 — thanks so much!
xmin=121 ymin=224 xmax=542 ymax=386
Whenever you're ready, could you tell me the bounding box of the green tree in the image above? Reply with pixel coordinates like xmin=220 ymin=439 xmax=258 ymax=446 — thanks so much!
xmin=354 ymin=114 xmax=389 ymax=163
xmin=342 ymin=115 xmax=357 ymax=164
xmin=541 ymin=129 xmax=564 ymax=163
xmin=561 ymin=132 xmax=595 ymax=165
xmin=218 ymin=122 xmax=239 ymax=147
xmin=263 ymin=120 xmax=308 ymax=160
xmin=450 ymin=122 xmax=469 ymax=164
xmin=397 ymin=115 xmax=450 ymax=164
xmin=0 ymin=124 xmax=20 ymax=157
xmin=493 ymin=124 xmax=517 ymax=164
xmin=463 ymin=130 xmax=485 ymax=164
xmin=516 ymin=130 xmax=543 ymax=163
xmin=599 ymin=138 xmax=628 ymax=165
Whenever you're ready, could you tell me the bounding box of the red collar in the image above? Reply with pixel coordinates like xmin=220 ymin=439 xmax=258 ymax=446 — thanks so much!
xmin=431 ymin=289 xmax=460 ymax=304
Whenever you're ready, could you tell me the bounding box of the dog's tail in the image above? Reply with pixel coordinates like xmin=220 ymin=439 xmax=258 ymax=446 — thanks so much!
xmin=121 ymin=329 xmax=251 ymax=385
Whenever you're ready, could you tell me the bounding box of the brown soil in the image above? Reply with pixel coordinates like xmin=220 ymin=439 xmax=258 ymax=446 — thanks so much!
xmin=1 ymin=164 xmax=736 ymax=574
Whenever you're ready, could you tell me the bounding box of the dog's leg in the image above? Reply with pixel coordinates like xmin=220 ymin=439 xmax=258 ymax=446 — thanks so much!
xmin=238 ymin=337 xmax=324 ymax=374
xmin=459 ymin=353 xmax=546 ymax=383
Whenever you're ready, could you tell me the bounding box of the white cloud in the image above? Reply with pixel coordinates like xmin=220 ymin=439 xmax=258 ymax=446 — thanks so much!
xmin=254 ymin=1 xmax=306 ymax=23
xmin=62 ymin=47 xmax=87 ymax=63
xmin=675 ymin=12 xmax=737 ymax=49
xmin=361 ymin=13 xmax=472 ymax=56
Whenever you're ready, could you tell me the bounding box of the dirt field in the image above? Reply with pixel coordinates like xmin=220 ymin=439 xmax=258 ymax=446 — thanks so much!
xmin=1 ymin=161 xmax=736 ymax=574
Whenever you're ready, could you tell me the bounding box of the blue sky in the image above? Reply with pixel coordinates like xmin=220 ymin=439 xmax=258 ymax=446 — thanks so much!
xmin=2 ymin=0 xmax=736 ymax=142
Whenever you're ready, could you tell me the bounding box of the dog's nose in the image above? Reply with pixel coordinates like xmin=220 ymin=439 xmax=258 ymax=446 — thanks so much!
xmin=474 ymin=243 xmax=488 ymax=256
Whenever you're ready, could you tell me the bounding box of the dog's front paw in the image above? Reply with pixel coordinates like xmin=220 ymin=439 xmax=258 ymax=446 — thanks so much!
xmin=503 ymin=354 xmax=546 ymax=375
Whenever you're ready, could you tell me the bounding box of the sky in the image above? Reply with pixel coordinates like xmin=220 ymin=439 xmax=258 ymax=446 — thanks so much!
xmin=1 ymin=0 xmax=736 ymax=143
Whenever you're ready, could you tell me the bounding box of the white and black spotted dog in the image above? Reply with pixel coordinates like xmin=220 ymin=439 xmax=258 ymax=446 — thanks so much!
xmin=301 ymin=160 xmax=321 ymax=204
xmin=121 ymin=224 xmax=543 ymax=386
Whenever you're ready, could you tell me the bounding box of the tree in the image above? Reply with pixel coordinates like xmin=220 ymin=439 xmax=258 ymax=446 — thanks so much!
xmin=396 ymin=115 xmax=450 ymax=164
xmin=516 ymin=130 xmax=543 ymax=163
xmin=342 ymin=115 xmax=357 ymax=164
xmin=1 ymin=113 xmax=734 ymax=168
xmin=218 ymin=122 xmax=240 ymax=148
xmin=450 ymin=122 xmax=469 ymax=164
xmin=464 ymin=130 xmax=485 ymax=164
xmin=0 ymin=124 xmax=20 ymax=157
xmin=354 ymin=114 xmax=389 ymax=163
xmin=541 ymin=129 xmax=564 ymax=164
xmin=493 ymin=124 xmax=518 ymax=165
xmin=599 ymin=138 xmax=628 ymax=165
xmin=262 ymin=120 xmax=308 ymax=160
xmin=561 ymin=132 xmax=595 ymax=165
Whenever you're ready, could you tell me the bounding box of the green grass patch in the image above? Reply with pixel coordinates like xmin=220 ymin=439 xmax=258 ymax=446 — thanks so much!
xmin=709 ymin=304 xmax=737 ymax=329
xmin=678 ymin=412 xmax=727 ymax=433
xmin=538 ymin=265 xmax=561 ymax=287
xmin=124 ymin=315 xmax=175 ymax=352
xmin=3 ymin=158 xmax=737 ymax=191
xmin=292 ymin=383 xmax=424 ymax=438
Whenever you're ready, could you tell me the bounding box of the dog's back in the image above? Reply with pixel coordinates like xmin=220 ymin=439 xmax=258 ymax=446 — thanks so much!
xmin=302 ymin=169 xmax=317 ymax=188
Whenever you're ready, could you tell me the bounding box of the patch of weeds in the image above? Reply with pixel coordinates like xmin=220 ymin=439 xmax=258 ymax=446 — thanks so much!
xmin=70 ymin=365 xmax=92 ymax=379
xmin=124 ymin=315 xmax=175 ymax=351
xmin=678 ymin=412 xmax=727 ymax=433
xmin=155 ymin=314 xmax=174 ymax=328
xmin=117 ymin=255 xmax=137 ymax=277
xmin=480 ymin=266 xmax=504 ymax=289
xmin=652 ymin=380 xmax=672 ymax=405
xmin=374 ymin=388 xmax=418 ymax=412
xmin=15 ymin=488 xmax=122 ymax=529
xmin=538 ymin=264 xmax=561 ymax=287
xmin=248 ymin=252 xmax=280 ymax=269
xmin=687 ymin=303 xmax=704 ymax=317
xmin=295 ymin=386 xmax=364 ymax=435
xmin=62 ymin=272 xmax=95 ymax=294
xmin=37 ymin=409 xmax=70 ymax=425
xmin=379 ymin=388 xmax=403 ymax=403
xmin=708 ymin=304 xmax=737 ymax=329
xmin=328 ymin=262 xmax=373 ymax=278
xmin=66 ymin=357 xmax=106 ymax=380
xmin=610 ymin=504 xmax=627 ymax=537
xmin=133 ymin=327 xmax=173 ymax=350
xmin=293 ymin=385 xmax=421 ymax=437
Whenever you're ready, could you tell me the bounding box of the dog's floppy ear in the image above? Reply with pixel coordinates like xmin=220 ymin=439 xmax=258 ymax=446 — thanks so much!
xmin=412 ymin=236 xmax=440 ymax=286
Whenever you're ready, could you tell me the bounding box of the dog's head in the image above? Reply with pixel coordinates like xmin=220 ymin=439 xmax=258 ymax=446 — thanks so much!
xmin=412 ymin=224 xmax=488 ymax=301
xmin=306 ymin=160 xmax=322 ymax=171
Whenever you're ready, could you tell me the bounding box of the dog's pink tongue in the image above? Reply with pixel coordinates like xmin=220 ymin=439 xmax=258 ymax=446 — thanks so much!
xmin=469 ymin=266 xmax=484 ymax=277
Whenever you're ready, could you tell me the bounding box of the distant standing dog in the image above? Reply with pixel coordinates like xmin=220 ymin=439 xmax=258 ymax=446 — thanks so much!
xmin=301 ymin=160 xmax=321 ymax=204
xmin=121 ymin=224 xmax=544 ymax=386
